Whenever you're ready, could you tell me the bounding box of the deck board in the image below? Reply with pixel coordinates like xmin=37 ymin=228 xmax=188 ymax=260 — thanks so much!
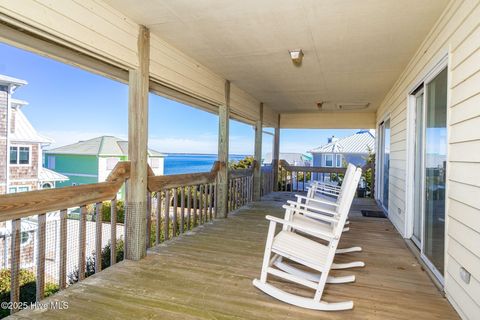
xmin=9 ymin=193 xmax=459 ymax=319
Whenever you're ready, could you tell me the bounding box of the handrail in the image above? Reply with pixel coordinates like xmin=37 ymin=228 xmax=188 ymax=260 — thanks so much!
xmin=0 ymin=161 xmax=131 ymax=222
xmin=279 ymin=159 xmax=346 ymax=174
xmin=229 ymin=167 xmax=254 ymax=178
xmin=148 ymin=161 xmax=222 ymax=191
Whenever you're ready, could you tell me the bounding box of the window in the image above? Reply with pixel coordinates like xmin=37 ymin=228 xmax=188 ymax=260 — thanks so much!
xmin=335 ymin=154 xmax=342 ymax=167
xmin=324 ymin=154 xmax=333 ymax=167
xmin=10 ymin=147 xmax=17 ymax=164
xmin=10 ymin=146 xmax=30 ymax=165
xmin=8 ymin=186 xmax=30 ymax=193
xmin=150 ymin=158 xmax=160 ymax=169
xmin=42 ymin=183 xmax=52 ymax=189
xmin=47 ymin=156 xmax=55 ymax=169
xmin=20 ymin=231 xmax=32 ymax=247
xmin=106 ymin=157 xmax=119 ymax=170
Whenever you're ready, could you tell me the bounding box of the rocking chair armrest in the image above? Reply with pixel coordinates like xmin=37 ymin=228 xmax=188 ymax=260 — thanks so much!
xmin=286 ymin=201 xmax=337 ymax=217
xmin=314 ymin=183 xmax=341 ymax=191
xmin=313 ymin=189 xmax=340 ymax=197
xmin=294 ymin=195 xmax=339 ymax=207
xmin=284 ymin=203 xmax=339 ymax=224
xmin=265 ymin=215 xmax=336 ymax=240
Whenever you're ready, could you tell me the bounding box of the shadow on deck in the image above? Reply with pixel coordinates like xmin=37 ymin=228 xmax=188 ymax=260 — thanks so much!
xmin=9 ymin=193 xmax=458 ymax=319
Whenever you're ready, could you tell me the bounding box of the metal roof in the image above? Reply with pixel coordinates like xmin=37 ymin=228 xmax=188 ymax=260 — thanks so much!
xmin=10 ymin=108 xmax=53 ymax=144
xmin=46 ymin=136 xmax=165 ymax=157
xmin=0 ymin=74 xmax=27 ymax=87
xmin=38 ymin=167 xmax=69 ymax=182
xmin=309 ymin=130 xmax=375 ymax=154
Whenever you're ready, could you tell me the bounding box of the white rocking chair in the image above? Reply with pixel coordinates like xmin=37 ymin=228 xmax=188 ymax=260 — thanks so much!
xmin=253 ymin=168 xmax=362 ymax=311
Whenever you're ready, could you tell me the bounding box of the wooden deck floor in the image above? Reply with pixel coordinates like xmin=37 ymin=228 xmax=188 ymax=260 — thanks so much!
xmin=10 ymin=193 xmax=459 ymax=319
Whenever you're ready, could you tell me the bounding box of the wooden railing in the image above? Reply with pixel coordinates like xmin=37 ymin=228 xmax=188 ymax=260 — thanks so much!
xmin=279 ymin=160 xmax=345 ymax=192
xmin=0 ymin=159 xmax=265 ymax=313
xmin=260 ymin=165 xmax=274 ymax=196
xmin=0 ymin=162 xmax=130 ymax=314
xmin=278 ymin=160 xmax=375 ymax=197
xmin=227 ymin=166 xmax=254 ymax=212
xmin=146 ymin=162 xmax=221 ymax=247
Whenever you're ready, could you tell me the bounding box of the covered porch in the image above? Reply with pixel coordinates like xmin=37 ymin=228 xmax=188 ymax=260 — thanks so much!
xmin=0 ymin=0 xmax=479 ymax=319
xmin=9 ymin=194 xmax=457 ymax=319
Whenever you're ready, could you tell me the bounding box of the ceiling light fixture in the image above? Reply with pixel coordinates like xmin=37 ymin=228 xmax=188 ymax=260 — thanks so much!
xmin=289 ymin=49 xmax=304 ymax=66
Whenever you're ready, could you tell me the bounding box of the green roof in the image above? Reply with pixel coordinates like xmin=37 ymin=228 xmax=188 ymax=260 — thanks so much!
xmin=45 ymin=136 xmax=165 ymax=157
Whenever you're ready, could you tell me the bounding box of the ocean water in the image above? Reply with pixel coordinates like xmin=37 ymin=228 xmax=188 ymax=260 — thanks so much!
xmin=164 ymin=154 xmax=249 ymax=175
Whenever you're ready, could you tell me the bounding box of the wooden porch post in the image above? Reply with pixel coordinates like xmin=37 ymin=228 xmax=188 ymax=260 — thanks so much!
xmin=216 ymin=80 xmax=230 ymax=218
xmin=272 ymin=114 xmax=280 ymax=191
xmin=253 ymin=103 xmax=263 ymax=200
xmin=126 ymin=25 xmax=150 ymax=260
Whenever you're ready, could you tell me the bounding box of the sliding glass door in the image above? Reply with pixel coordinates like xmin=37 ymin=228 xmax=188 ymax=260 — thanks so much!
xmin=411 ymin=66 xmax=447 ymax=281
xmin=424 ymin=67 xmax=447 ymax=277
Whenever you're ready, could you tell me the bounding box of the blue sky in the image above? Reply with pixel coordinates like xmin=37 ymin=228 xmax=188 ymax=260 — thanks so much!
xmin=0 ymin=42 xmax=359 ymax=155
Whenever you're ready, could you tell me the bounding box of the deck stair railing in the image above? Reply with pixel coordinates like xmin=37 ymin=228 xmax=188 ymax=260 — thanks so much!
xmin=0 ymin=161 xmax=130 ymax=315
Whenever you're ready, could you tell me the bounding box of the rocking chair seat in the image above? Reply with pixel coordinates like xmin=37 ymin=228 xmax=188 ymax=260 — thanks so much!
xmin=272 ymin=231 xmax=329 ymax=272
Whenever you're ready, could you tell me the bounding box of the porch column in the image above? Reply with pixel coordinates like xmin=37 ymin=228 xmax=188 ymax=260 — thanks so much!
xmin=216 ymin=80 xmax=230 ymax=218
xmin=126 ymin=25 xmax=149 ymax=260
xmin=253 ymin=103 xmax=263 ymax=201
xmin=272 ymin=114 xmax=280 ymax=191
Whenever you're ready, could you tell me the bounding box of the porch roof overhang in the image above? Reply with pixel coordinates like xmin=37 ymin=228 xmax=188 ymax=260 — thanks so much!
xmin=0 ymin=0 xmax=450 ymax=129
xmin=104 ymin=0 xmax=449 ymax=128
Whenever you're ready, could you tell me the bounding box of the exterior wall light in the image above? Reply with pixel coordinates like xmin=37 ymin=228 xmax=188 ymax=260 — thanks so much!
xmin=289 ymin=49 xmax=304 ymax=66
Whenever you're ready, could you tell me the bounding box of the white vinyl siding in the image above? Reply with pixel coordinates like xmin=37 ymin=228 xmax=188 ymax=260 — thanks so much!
xmin=376 ymin=1 xmax=480 ymax=318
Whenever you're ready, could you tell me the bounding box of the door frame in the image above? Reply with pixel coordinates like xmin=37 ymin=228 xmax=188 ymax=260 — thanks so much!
xmin=375 ymin=114 xmax=391 ymax=213
xmin=405 ymin=53 xmax=449 ymax=285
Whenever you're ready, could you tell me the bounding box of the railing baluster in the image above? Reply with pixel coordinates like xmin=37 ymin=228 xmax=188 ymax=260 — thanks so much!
xmin=303 ymin=171 xmax=306 ymax=191
xmin=10 ymin=218 xmax=20 ymax=314
xmin=193 ymin=186 xmax=197 ymax=227
xmin=187 ymin=186 xmax=191 ymax=230
xmin=95 ymin=202 xmax=103 ymax=272
xmin=110 ymin=198 xmax=117 ymax=265
xmin=208 ymin=184 xmax=213 ymax=221
xmin=172 ymin=188 xmax=178 ymax=236
xmin=199 ymin=184 xmax=204 ymax=224
xmin=36 ymin=213 xmax=46 ymax=301
xmin=164 ymin=189 xmax=170 ymax=241
xmin=214 ymin=181 xmax=218 ymax=218
xmin=146 ymin=192 xmax=151 ymax=248
xmin=155 ymin=193 xmax=161 ymax=245
xmin=180 ymin=187 xmax=185 ymax=233
xmin=59 ymin=209 xmax=68 ymax=289
xmin=204 ymin=184 xmax=208 ymax=222
xmin=78 ymin=205 xmax=87 ymax=281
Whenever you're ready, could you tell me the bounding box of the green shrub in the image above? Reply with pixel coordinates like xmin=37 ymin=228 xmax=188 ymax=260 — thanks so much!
xmin=68 ymin=239 xmax=124 ymax=285
xmin=229 ymin=156 xmax=254 ymax=169
xmin=0 ymin=269 xmax=59 ymax=318
xmin=100 ymin=200 xmax=125 ymax=223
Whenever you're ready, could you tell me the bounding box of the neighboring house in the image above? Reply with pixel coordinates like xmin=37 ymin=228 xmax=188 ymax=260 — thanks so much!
xmin=263 ymin=152 xmax=312 ymax=166
xmin=309 ymin=130 xmax=375 ymax=181
xmin=44 ymin=136 xmax=165 ymax=192
xmin=0 ymin=74 xmax=68 ymax=272
xmin=0 ymin=74 xmax=68 ymax=194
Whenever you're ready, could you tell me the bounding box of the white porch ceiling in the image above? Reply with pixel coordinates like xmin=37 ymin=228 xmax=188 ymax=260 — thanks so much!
xmin=105 ymin=0 xmax=449 ymax=114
